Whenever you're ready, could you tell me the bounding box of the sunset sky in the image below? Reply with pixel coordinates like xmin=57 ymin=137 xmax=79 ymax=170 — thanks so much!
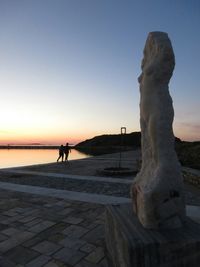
xmin=0 ymin=0 xmax=199 ymax=145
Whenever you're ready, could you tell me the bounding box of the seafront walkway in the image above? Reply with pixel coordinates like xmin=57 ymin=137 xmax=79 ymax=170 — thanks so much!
xmin=0 ymin=151 xmax=199 ymax=266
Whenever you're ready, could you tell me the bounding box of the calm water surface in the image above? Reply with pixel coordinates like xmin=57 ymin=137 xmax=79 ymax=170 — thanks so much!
xmin=0 ymin=149 xmax=90 ymax=168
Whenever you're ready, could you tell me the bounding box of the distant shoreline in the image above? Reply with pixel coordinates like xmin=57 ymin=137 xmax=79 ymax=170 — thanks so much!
xmin=0 ymin=145 xmax=60 ymax=149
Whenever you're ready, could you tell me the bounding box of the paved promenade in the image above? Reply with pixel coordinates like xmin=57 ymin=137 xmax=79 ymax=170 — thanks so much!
xmin=0 ymin=150 xmax=199 ymax=266
xmin=0 ymin=188 xmax=108 ymax=267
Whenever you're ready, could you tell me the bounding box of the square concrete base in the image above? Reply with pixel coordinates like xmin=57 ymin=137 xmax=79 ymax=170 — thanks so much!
xmin=105 ymin=203 xmax=200 ymax=267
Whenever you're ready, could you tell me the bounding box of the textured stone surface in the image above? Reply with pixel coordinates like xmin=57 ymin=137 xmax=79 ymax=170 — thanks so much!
xmin=131 ymin=32 xmax=185 ymax=229
xmin=62 ymin=216 xmax=83 ymax=224
xmin=29 ymin=220 xmax=55 ymax=233
xmin=0 ymin=231 xmax=35 ymax=253
xmin=59 ymin=236 xmax=86 ymax=250
xmin=4 ymin=245 xmax=39 ymax=265
xmin=85 ymin=247 xmax=105 ymax=264
xmin=62 ymin=225 xmax=89 ymax=238
xmin=0 ymin=188 xmax=108 ymax=266
xmin=0 ymin=153 xmax=199 ymax=265
xmin=105 ymin=204 xmax=200 ymax=267
xmin=53 ymin=247 xmax=85 ymax=265
xmin=26 ymin=255 xmax=51 ymax=267
xmin=80 ymin=243 xmax=96 ymax=253
xmin=32 ymin=240 xmax=61 ymax=255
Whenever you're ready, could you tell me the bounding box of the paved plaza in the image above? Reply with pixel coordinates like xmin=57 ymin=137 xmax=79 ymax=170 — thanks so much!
xmin=0 ymin=151 xmax=199 ymax=266
xmin=0 ymin=188 xmax=109 ymax=267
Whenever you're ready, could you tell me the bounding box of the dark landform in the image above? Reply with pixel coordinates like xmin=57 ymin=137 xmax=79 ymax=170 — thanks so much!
xmin=0 ymin=132 xmax=199 ymax=170
xmin=175 ymin=141 xmax=200 ymax=170
xmin=75 ymin=132 xmax=200 ymax=170
xmin=76 ymin=132 xmax=142 ymax=155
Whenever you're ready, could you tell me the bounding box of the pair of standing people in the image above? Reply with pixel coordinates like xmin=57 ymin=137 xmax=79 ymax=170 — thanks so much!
xmin=57 ymin=143 xmax=71 ymax=162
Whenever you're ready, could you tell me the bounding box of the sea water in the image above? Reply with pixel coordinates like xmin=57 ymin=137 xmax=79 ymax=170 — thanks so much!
xmin=0 ymin=149 xmax=90 ymax=168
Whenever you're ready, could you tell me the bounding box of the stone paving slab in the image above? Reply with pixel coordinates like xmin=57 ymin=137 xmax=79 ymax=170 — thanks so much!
xmin=0 ymin=188 xmax=109 ymax=266
xmin=4 ymin=245 xmax=40 ymax=265
xmin=32 ymin=240 xmax=61 ymax=255
xmin=0 ymin=231 xmax=35 ymax=253
xmin=59 ymin=236 xmax=86 ymax=250
xmin=53 ymin=247 xmax=86 ymax=265
xmin=26 ymin=254 xmax=51 ymax=267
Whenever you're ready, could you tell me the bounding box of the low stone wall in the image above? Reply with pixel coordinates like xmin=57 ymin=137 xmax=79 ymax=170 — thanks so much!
xmin=105 ymin=204 xmax=200 ymax=267
xmin=183 ymin=167 xmax=200 ymax=188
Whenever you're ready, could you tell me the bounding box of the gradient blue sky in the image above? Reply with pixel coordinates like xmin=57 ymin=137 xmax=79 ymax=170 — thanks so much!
xmin=0 ymin=0 xmax=199 ymax=144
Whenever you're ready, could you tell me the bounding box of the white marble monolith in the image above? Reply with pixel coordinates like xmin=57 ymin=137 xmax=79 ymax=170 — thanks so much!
xmin=131 ymin=32 xmax=186 ymax=229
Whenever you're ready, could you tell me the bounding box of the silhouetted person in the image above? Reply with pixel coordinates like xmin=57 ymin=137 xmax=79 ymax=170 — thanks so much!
xmin=57 ymin=145 xmax=64 ymax=162
xmin=64 ymin=142 xmax=71 ymax=162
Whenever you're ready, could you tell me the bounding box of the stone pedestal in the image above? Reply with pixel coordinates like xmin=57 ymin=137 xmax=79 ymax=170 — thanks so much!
xmin=105 ymin=204 xmax=200 ymax=267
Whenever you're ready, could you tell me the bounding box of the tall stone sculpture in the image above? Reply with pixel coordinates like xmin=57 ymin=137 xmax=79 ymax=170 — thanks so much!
xmin=131 ymin=32 xmax=186 ymax=229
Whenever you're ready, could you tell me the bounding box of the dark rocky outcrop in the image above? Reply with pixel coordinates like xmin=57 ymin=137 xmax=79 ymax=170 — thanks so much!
xmin=76 ymin=132 xmax=199 ymax=169
xmin=76 ymin=132 xmax=141 ymax=147
xmin=175 ymin=141 xmax=200 ymax=170
xmin=75 ymin=132 xmax=141 ymax=155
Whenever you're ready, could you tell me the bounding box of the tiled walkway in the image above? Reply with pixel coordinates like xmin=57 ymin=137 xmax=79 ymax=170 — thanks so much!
xmin=0 ymin=164 xmax=134 ymax=266
xmin=0 ymin=183 xmax=199 ymax=267
xmin=0 ymin=188 xmax=109 ymax=267
xmin=0 ymin=150 xmax=199 ymax=266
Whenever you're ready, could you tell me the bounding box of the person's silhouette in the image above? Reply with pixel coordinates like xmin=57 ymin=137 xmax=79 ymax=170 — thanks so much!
xmin=64 ymin=143 xmax=71 ymax=162
xmin=57 ymin=145 xmax=64 ymax=162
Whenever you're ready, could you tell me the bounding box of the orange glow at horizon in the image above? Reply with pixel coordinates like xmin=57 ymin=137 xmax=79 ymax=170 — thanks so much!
xmin=174 ymin=127 xmax=200 ymax=142
xmin=0 ymin=128 xmax=106 ymax=146
xmin=1 ymin=125 xmax=199 ymax=146
xmin=0 ymin=133 xmax=86 ymax=146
